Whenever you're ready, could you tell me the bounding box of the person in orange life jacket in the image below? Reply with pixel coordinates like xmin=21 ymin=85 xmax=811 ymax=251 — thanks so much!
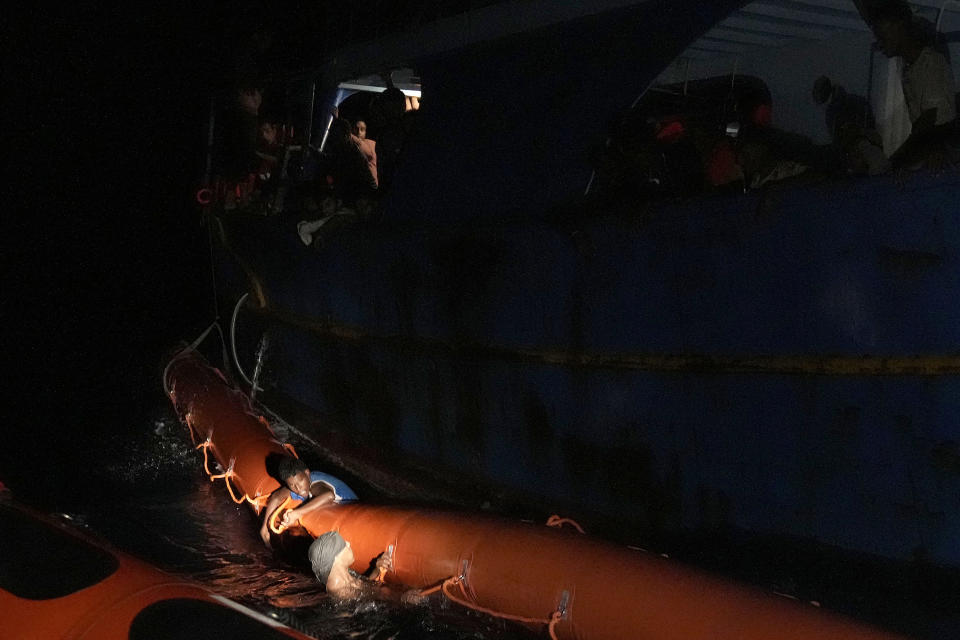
xmin=258 ymin=457 xmax=358 ymax=546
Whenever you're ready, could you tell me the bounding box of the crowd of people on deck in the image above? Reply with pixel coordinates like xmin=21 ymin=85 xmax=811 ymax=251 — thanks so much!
xmin=214 ymin=70 xmax=420 ymax=243
xmin=597 ymin=0 xmax=958 ymax=200
xmin=212 ymin=0 xmax=958 ymax=241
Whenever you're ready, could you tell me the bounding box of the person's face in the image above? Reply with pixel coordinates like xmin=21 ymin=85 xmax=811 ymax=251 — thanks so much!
xmin=873 ymin=19 xmax=906 ymax=58
xmin=353 ymin=121 xmax=367 ymax=139
xmin=324 ymin=541 xmax=356 ymax=593
xmin=239 ymin=88 xmax=262 ymax=113
xmin=285 ymin=470 xmax=311 ymax=496
xmin=259 ymin=122 xmax=277 ymax=145
xmin=336 ymin=540 xmax=354 ymax=567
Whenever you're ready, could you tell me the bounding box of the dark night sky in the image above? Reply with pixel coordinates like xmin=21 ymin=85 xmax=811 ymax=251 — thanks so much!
xmin=7 ymin=5 xmax=271 ymax=479
xmin=5 ymin=0 xmax=386 ymax=494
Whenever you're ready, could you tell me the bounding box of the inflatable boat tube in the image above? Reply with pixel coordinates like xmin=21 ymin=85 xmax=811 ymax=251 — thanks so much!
xmin=0 ymin=491 xmax=315 ymax=640
xmin=164 ymin=350 xmax=908 ymax=640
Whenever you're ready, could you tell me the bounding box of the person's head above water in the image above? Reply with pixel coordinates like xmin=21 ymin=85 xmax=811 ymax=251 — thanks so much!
xmin=309 ymin=531 xmax=354 ymax=591
xmin=277 ymin=457 xmax=311 ymax=496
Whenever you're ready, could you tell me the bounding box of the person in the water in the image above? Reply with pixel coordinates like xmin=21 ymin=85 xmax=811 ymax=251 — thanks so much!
xmin=309 ymin=531 xmax=429 ymax=604
xmin=259 ymin=457 xmax=358 ymax=546
xmin=308 ymin=530 xmax=394 ymax=598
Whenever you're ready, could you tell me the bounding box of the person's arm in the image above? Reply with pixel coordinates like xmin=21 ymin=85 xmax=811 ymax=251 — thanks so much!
xmin=259 ymin=488 xmax=291 ymax=546
xmin=889 ymin=108 xmax=949 ymax=169
xmin=362 ymin=551 xmax=392 ymax=580
xmin=280 ymin=482 xmax=336 ymax=526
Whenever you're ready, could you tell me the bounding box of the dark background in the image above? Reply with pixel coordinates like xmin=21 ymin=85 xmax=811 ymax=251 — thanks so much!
xmin=6 ymin=5 xmax=308 ymax=496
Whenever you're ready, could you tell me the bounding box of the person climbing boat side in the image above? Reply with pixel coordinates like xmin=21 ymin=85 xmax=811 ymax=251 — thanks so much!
xmin=259 ymin=457 xmax=358 ymax=546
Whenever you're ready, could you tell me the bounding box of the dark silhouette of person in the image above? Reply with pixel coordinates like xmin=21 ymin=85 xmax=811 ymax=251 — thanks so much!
xmin=369 ymin=84 xmax=411 ymax=192
xmin=812 ymin=77 xmax=888 ymax=175
xmin=856 ymin=0 xmax=957 ymax=168
xmin=812 ymin=76 xmax=876 ymax=145
xmin=218 ymin=85 xmax=262 ymax=181
xmin=325 ymin=118 xmax=378 ymax=205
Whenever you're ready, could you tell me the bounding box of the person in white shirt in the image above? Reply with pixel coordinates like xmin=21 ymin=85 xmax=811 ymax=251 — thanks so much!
xmin=870 ymin=1 xmax=957 ymax=169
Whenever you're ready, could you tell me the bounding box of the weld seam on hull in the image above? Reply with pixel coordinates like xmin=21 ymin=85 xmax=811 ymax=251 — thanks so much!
xmin=253 ymin=306 xmax=960 ymax=376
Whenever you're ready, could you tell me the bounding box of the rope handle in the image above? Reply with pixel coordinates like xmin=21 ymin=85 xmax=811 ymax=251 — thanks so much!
xmin=269 ymin=495 xmax=296 ymax=534
xmin=208 ymin=459 xmax=246 ymax=504
xmin=546 ymin=514 xmax=585 ymax=534
xmin=195 ymin=443 xmax=246 ymax=505
xmin=416 ymin=575 xmax=566 ymax=639
xmin=196 ymin=439 xmax=214 ymax=474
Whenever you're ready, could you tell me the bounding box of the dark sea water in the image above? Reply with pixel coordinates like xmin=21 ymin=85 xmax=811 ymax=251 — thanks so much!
xmin=7 ymin=375 xmax=958 ymax=640
xmin=4 ymin=391 xmax=537 ymax=640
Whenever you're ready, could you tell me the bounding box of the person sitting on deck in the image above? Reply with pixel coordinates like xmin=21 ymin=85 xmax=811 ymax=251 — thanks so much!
xmin=258 ymin=457 xmax=358 ymax=546
xmin=812 ymin=76 xmax=889 ymax=176
xmin=869 ymin=1 xmax=958 ymax=169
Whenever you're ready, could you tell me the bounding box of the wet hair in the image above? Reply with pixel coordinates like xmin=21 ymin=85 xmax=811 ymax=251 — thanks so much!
xmin=278 ymin=457 xmax=308 ymax=481
xmin=871 ymin=1 xmax=912 ymax=26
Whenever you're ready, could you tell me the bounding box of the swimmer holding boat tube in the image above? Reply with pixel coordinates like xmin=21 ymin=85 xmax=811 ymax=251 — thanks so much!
xmin=308 ymin=531 xmax=396 ymax=598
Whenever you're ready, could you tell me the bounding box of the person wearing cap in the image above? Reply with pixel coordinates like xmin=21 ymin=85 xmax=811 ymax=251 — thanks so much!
xmin=259 ymin=457 xmax=358 ymax=546
xmin=308 ymin=531 xmax=392 ymax=598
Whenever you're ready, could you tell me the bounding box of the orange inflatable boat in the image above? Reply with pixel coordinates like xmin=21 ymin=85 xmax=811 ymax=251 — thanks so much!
xmin=0 ymin=488 xmax=314 ymax=640
xmin=165 ymin=350 xmax=908 ymax=640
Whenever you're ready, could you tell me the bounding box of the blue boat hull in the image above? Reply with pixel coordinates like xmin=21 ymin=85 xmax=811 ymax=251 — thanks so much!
xmin=216 ymin=171 xmax=960 ymax=567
